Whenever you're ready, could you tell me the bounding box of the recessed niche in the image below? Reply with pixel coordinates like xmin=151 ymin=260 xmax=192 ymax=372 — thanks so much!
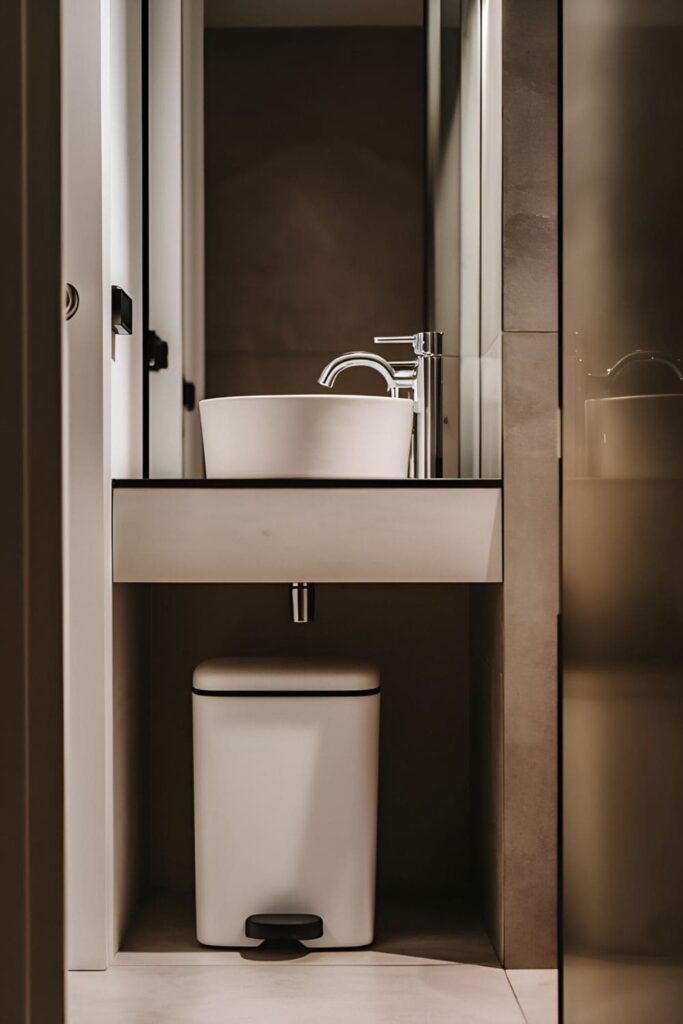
xmin=113 ymin=583 xmax=503 ymax=964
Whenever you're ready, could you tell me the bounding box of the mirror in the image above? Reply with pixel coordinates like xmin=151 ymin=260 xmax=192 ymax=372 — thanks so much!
xmin=145 ymin=0 xmax=501 ymax=479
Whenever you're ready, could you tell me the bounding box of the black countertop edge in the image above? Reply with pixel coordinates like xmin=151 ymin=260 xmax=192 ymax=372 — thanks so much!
xmin=112 ymin=478 xmax=502 ymax=490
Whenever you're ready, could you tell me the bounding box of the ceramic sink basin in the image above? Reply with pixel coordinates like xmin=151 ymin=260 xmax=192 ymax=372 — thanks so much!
xmin=585 ymin=393 xmax=683 ymax=479
xmin=199 ymin=394 xmax=415 ymax=479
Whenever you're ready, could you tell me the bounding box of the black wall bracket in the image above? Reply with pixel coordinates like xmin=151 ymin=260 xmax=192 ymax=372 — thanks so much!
xmin=111 ymin=285 xmax=133 ymax=335
xmin=183 ymin=378 xmax=196 ymax=411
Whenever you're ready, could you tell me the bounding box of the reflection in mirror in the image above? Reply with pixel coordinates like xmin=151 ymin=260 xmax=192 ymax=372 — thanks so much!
xmin=146 ymin=0 xmax=500 ymax=479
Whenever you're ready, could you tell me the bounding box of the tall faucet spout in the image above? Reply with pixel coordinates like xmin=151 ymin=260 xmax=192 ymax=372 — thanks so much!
xmin=318 ymin=331 xmax=444 ymax=478
xmin=318 ymin=351 xmax=416 ymax=396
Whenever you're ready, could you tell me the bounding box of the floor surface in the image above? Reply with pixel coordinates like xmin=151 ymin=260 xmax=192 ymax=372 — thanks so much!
xmin=68 ymin=966 xmax=558 ymax=1023
xmin=508 ymin=970 xmax=559 ymax=1024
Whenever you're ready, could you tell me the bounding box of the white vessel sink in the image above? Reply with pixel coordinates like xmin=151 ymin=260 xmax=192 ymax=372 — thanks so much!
xmin=199 ymin=394 xmax=415 ymax=479
xmin=585 ymin=394 xmax=683 ymax=479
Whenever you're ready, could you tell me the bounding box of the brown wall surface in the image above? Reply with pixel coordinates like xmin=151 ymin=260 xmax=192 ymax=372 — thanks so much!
xmin=204 ymin=27 xmax=424 ymax=399
xmin=502 ymin=0 xmax=558 ymax=334
xmin=469 ymin=584 xmax=505 ymax=958
xmin=147 ymin=584 xmax=471 ymax=900
xmin=499 ymin=0 xmax=559 ymax=968
xmin=113 ymin=585 xmax=151 ymax=948
xmin=0 ymin=1 xmax=63 ymax=1020
xmin=502 ymin=333 xmax=559 ymax=967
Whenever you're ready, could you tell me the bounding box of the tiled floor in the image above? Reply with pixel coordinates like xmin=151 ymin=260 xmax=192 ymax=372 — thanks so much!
xmin=68 ymin=966 xmax=558 ymax=1024
xmin=508 ymin=970 xmax=559 ymax=1024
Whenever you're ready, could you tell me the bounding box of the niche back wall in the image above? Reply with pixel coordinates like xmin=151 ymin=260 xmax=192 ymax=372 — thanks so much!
xmin=148 ymin=584 xmax=470 ymax=898
xmin=204 ymin=27 xmax=424 ymax=398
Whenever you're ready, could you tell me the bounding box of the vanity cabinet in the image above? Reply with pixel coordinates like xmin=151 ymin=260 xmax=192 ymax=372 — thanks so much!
xmin=113 ymin=482 xmax=502 ymax=584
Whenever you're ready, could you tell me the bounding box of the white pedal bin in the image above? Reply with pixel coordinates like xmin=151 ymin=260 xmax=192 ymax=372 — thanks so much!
xmin=192 ymin=658 xmax=380 ymax=947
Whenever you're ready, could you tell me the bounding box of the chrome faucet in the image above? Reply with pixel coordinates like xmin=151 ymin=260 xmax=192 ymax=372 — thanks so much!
xmin=588 ymin=348 xmax=683 ymax=383
xmin=318 ymin=331 xmax=445 ymax=479
xmin=317 ymin=351 xmax=417 ymax=397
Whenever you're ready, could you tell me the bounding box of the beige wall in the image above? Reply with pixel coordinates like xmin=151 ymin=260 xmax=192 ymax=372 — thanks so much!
xmin=110 ymin=0 xmax=144 ymax=478
xmin=204 ymin=28 xmax=424 ymax=399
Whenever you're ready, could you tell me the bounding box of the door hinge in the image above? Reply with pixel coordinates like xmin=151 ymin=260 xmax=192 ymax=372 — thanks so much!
xmin=111 ymin=286 xmax=133 ymax=335
xmin=183 ymin=378 xmax=196 ymax=412
xmin=146 ymin=329 xmax=168 ymax=371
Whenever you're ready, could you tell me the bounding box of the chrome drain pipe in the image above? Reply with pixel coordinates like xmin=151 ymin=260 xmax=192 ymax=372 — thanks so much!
xmin=290 ymin=583 xmax=314 ymax=624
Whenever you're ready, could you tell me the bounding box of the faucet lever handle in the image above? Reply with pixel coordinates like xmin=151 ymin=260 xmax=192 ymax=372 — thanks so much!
xmin=374 ymin=332 xmax=444 ymax=357
xmin=373 ymin=335 xmax=417 ymax=345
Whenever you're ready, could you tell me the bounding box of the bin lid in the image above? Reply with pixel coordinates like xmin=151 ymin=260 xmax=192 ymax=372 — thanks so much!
xmin=192 ymin=657 xmax=379 ymax=694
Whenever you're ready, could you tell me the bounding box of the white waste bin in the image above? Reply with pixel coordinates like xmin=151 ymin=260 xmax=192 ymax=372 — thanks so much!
xmin=192 ymin=658 xmax=380 ymax=947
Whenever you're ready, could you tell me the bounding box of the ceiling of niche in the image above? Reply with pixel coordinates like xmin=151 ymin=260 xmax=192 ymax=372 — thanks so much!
xmin=204 ymin=0 xmax=423 ymax=28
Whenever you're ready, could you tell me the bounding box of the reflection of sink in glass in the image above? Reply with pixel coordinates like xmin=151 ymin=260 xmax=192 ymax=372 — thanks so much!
xmin=585 ymin=394 xmax=683 ymax=479
xmin=199 ymin=395 xmax=415 ymax=479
